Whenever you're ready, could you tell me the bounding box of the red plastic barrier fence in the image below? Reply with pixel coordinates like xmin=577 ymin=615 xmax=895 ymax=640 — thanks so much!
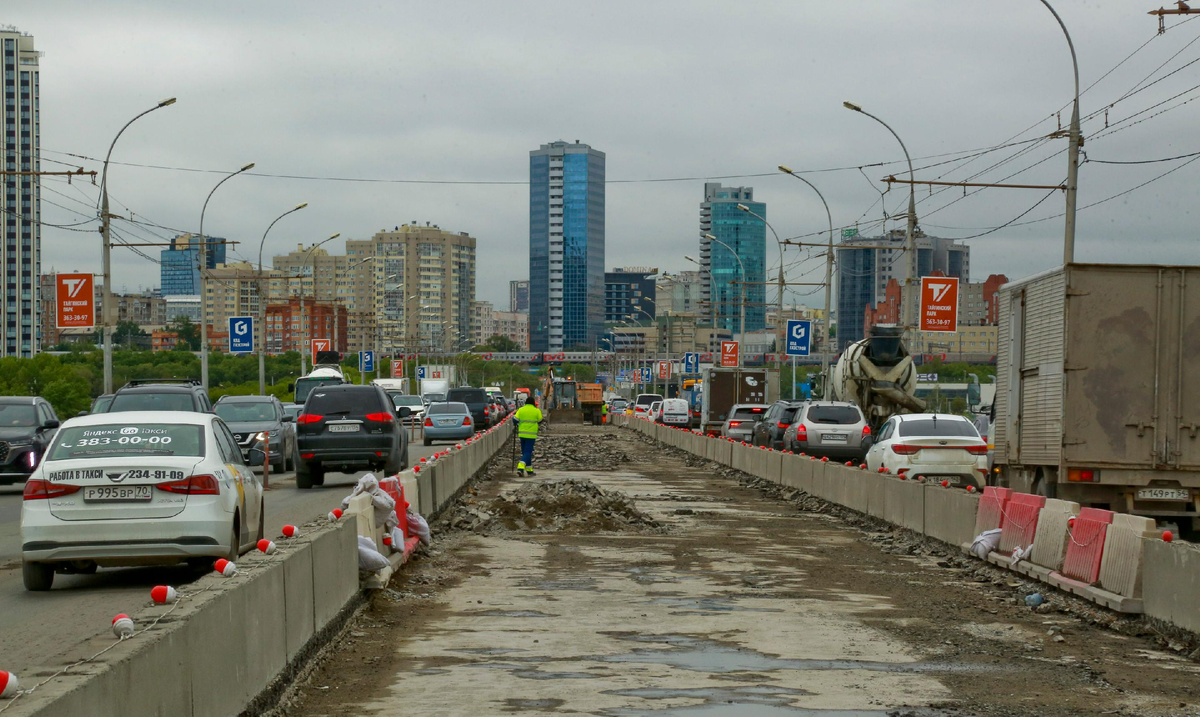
xmin=378 ymin=476 xmax=411 ymax=539
xmin=1059 ymin=506 xmax=1114 ymax=584
xmin=997 ymin=492 xmax=1046 ymax=554
xmin=975 ymin=486 xmax=1013 ymax=533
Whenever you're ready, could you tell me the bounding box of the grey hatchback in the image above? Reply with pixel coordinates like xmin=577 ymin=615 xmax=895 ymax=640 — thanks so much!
xmin=783 ymin=401 xmax=871 ymax=460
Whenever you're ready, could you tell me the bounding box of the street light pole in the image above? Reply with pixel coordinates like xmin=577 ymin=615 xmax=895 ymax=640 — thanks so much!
xmin=198 ymin=161 xmax=255 ymax=392
xmin=298 ymin=233 xmax=341 ymax=376
xmin=1039 ymin=0 xmax=1082 ymax=263
xmin=257 ymin=203 xmax=307 ymax=395
xmin=844 ymin=101 xmax=917 ymax=337
xmin=701 ymin=234 xmax=745 ymax=366
xmin=778 ymin=166 xmax=835 ymax=398
xmin=98 ymin=97 xmax=176 ymax=395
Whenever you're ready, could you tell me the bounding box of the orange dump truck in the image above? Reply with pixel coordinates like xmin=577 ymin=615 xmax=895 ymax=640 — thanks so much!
xmin=578 ymin=383 xmax=605 ymax=425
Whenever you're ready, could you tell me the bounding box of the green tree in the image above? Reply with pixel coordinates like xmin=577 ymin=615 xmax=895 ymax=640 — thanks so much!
xmin=113 ymin=320 xmax=147 ymax=348
xmin=484 ymin=334 xmax=519 ymax=352
xmin=170 ymin=316 xmax=201 ymax=351
xmin=0 ymin=354 xmax=93 ymax=418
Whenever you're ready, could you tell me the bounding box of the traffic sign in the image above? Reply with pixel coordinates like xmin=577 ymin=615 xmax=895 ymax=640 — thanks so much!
xmin=641 ymin=367 xmax=651 ymax=384
xmin=841 ymin=227 xmax=859 ymax=239
xmin=657 ymin=361 xmax=670 ymax=380
xmin=919 ymin=276 xmax=959 ymax=333
xmin=311 ymin=338 xmax=331 ymax=365
xmin=228 ymin=316 xmax=253 ymax=354
xmin=359 ymin=350 xmax=375 ymax=373
xmin=416 ymin=366 xmax=426 ymax=380
xmin=720 ymin=341 xmax=739 ymax=367
xmin=391 ymin=359 xmax=404 ymax=377
xmin=785 ymin=319 xmax=812 ymax=356
xmin=55 ymin=273 xmax=94 ymax=329
xmin=683 ymin=352 xmax=699 ymax=374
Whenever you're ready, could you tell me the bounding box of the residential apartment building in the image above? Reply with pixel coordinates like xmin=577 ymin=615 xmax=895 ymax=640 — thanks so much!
xmin=509 ymin=279 xmax=529 ymax=313
xmin=607 ymin=315 xmax=731 ymax=356
xmin=656 ymin=271 xmax=704 ymax=317
xmin=345 ymin=223 xmax=477 ymax=354
xmin=2 ymin=30 xmax=40 ymax=356
xmin=700 ymin=183 xmax=765 ymax=336
xmin=529 ymin=140 xmax=605 ymax=352
xmin=604 ymin=267 xmax=656 ymax=324
xmin=160 ymin=233 xmax=227 ymax=296
xmin=203 ymin=261 xmax=265 ymax=341
xmin=264 ymin=296 xmax=348 ymax=355
xmin=835 ymin=229 xmax=970 ymax=350
xmin=471 ymin=301 xmax=529 ymax=349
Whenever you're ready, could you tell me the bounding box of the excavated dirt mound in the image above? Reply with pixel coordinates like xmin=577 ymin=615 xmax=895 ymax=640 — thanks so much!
xmin=444 ymin=477 xmax=664 ymax=535
xmin=532 ymin=433 xmax=631 ymax=471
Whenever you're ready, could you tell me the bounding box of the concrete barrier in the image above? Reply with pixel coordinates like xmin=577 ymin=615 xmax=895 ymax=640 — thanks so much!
xmin=808 ymin=459 xmax=833 ymax=502
xmin=923 ymin=484 xmax=981 ymax=547
xmin=764 ymin=450 xmax=783 ymax=485
xmin=1028 ymin=499 xmax=1079 ymax=572
xmin=10 ymin=519 xmax=358 ymax=717
xmin=779 ymin=453 xmax=811 ymax=492
xmin=1142 ymin=540 xmax=1200 ymax=633
xmin=974 ymin=486 xmax=1012 ymax=536
xmin=1098 ymin=513 xmax=1158 ymax=600
xmin=831 ymin=464 xmax=871 ymax=514
xmin=997 ymin=493 xmax=1046 ymax=554
xmin=879 ymin=476 xmax=924 ymax=533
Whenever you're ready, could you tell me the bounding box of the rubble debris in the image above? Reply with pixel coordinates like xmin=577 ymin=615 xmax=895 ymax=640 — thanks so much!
xmin=441 ymin=477 xmax=664 ymax=535
xmin=530 ymin=433 xmax=631 ymax=471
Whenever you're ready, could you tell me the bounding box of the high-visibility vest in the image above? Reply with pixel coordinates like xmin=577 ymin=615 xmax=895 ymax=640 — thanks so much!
xmin=515 ymin=404 xmax=543 ymax=439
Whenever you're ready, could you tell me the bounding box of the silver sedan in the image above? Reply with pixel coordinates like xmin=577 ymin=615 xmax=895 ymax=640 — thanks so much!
xmin=422 ymin=401 xmax=474 ymax=446
xmin=720 ymin=404 xmax=768 ymax=442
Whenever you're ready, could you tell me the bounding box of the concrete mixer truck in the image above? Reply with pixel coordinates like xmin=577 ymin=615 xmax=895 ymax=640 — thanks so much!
xmin=830 ymin=325 xmax=925 ymax=431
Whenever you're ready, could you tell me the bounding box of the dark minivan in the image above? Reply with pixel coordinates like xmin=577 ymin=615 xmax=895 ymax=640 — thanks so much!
xmin=295 ymin=385 xmax=410 ymax=489
xmin=445 ymin=387 xmax=491 ymax=432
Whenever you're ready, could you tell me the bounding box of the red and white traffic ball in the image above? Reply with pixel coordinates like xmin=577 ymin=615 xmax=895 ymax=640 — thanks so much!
xmin=328 ymin=508 xmax=343 ymax=521
xmin=257 ymin=539 xmax=277 ymax=555
xmin=150 ymin=585 xmax=177 ymax=604
xmin=0 ymin=670 xmax=17 ymax=699
xmin=214 ymin=559 xmax=238 ymax=577
xmin=1163 ymin=530 xmax=1174 ymax=543
xmin=112 ymin=613 xmax=135 ymax=638
xmin=281 ymin=524 xmax=299 ymax=538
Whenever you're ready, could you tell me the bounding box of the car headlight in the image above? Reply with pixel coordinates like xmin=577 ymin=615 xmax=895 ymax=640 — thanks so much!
xmin=255 ymin=431 xmax=269 ymax=442
xmin=6 ymin=438 xmax=32 ymax=446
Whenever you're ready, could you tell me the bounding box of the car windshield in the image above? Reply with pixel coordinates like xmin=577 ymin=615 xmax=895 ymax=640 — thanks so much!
xmin=306 ymin=388 xmax=383 ymax=415
xmin=0 ymin=403 xmax=38 ymax=427
xmin=215 ymin=402 xmax=277 ymax=422
xmin=295 ymin=376 xmax=343 ymax=403
xmin=781 ymin=406 xmax=803 ymax=422
xmin=424 ymin=394 xmax=446 ymax=403
xmin=391 ymin=394 xmax=424 ymax=407
xmin=636 ymin=395 xmax=663 ymax=406
xmin=91 ymin=396 xmax=114 ymax=414
xmin=109 ymin=392 xmax=195 ymax=412
xmin=47 ymin=424 xmax=205 ymax=460
xmin=611 ymin=400 xmax=627 ymax=409
xmin=429 ymin=402 xmax=468 ymax=415
xmin=447 ymin=388 xmax=488 ymax=404
xmin=899 ymin=419 xmax=979 ymax=438
xmin=283 ymin=405 xmax=303 ymax=419
xmin=806 ymin=406 xmax=861 ymax=425
xmin=731 ymin=406 xmax=765 ymax=420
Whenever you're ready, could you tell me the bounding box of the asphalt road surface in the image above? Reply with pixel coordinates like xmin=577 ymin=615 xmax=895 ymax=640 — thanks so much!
xmin=0 ymin=436 xmax=448 ymax=677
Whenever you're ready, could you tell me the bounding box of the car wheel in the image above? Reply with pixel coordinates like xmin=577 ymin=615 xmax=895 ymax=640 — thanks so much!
xmin=384 ymin=450 xmax=402 ymax=475
xmin=226 ymin=518 xmax=240 ymax=561
xmin=296 ymin=462 xmax=315 ymax=490
xmin=257 ymin=499 xmax=265 ymax=541
xmin=401 ymin=448 xmax=409 ymax=470
xmin=186 ymin=557 xmax=212 ymax=571
xmin=22 ymin=560 xmax=54 ymax=591
xmin=312 ymin=465 xmax=326 ymax=487
xmin=423 ymin=436 xmax=432 ymax=447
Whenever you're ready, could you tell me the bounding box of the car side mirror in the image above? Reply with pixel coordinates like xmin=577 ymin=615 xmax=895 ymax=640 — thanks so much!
xmin=397 ymin=406 xmax=412 ymax=418
xmin=76 ymin=410 xmax=89 ymax=418
xmin=281 ymin=415 xmax=293 ymax=423
xmin=42 ymin=419 xmax=60 ymax=430
xmin=246 ymin=447 xmax=267 ymax=466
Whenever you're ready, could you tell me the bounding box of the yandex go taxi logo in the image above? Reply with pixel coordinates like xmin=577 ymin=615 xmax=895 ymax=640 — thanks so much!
xmin=919 ymin=276 xmax=959 ymax=333
xmin=55 ymin=273 xmax=95 ymax=329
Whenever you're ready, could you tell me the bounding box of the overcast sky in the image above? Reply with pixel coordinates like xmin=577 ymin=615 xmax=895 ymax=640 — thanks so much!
xmin=9 ymin=1 xmax=1200 ymax=309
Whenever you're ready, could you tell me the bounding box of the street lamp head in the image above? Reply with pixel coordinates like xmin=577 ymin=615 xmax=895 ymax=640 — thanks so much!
xmin=295 ymin=202 xmax=308 ymax=210
xmin=684 ymin=255 xmax=698 ymax=264
xmin=736 ymin=204 xmax=749 ymax=212
xmin=240 ymin=162 xmax=256 ymax=172
xmin=157 ymin=97 xmax=177 ymax=108
xmin=703 ymin=234 xmax=717 ymax=241
xmin=842 ymin=101 xmax=862 ymax=112
xmin=328 ymin=233 xmax=340 ymax=240
xmin=777 ymin=165 xmax=793 ymax=174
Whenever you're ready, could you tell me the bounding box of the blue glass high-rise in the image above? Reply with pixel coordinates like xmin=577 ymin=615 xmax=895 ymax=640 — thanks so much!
xmin=160 ymin=234 xmax=226 ymax=296
xmin=701 ymin=184 xmax=765 ymax=336
xmin=529 ymin=141 xmax=605 ymax=352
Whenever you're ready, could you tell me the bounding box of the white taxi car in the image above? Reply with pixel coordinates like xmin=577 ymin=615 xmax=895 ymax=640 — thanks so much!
xmin=865 ymin=413 xmax=988 ymax=489
xmin=20 ymin=411 xmax=264 ymax=591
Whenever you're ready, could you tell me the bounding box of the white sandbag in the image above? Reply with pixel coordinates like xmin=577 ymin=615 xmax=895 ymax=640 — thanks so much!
xmin=357 ymin=534 xmax=389 ymax=572
xmin=389 ymin=526 xmax=406 ymax=553
xmin=407 ymin=509 xmax=431 ymax=546
xmin=971 ymin=528 xmax=1003 ymax=560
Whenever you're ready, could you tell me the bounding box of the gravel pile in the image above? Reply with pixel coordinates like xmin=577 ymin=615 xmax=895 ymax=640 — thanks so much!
xmin=532 ymin=433 xmax=631 ymax=471
xmin=442 ymin=477 xmax=664 ymax=535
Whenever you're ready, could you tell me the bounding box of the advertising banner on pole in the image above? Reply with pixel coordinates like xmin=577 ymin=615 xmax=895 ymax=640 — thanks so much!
xmin=919 ymin=276 xmax=959 ymax=332
xmin=228 ymin=316 xmax=253 ymax=354
xmin=391 ymin=359 xmax=404 ymax=377
xmin=720 ymin=341 xmax=739 ymax=367
xmin=311 ymin=338 xmax=331 ymax=365
xmin=55 ymin=273 xmax=95 ymax=329
xmin=785 ymin=320 xmax=812 ymax=356
xmin=657 ymin=360 xmax=670 ymax=380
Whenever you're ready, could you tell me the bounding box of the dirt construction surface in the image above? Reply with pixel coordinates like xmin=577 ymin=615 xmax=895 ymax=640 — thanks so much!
xmin=278 ymin=425 xmax=1200 ymax=716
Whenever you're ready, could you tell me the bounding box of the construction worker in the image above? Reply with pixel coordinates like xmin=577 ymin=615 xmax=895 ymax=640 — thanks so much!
xmin=601 ymin=401 xmax=609 ymax=425
xmin=515 ymin=396 xmax=543 ymax=476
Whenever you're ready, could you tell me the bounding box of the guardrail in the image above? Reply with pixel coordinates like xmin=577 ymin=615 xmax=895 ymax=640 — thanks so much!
xmin=614 ymin=413 xmax=1199 ymax=636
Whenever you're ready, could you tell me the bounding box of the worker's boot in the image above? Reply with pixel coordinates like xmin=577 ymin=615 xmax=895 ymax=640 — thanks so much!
xmin=524 ymin=465 xmax=537 ymax=477
xmin=516 ymin=461 xmax=526 ymax=476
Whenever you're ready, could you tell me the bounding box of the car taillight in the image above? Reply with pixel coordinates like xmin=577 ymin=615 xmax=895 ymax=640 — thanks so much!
xmin=297 ymin=413 xmax=322 ymax=424
xmin=424 ymin=417 xmax=433 ymax=427
xmin=965 ymin=444 xmax=989 ymax=455
xmin=1067 ymin=468 xmax=1097 ymax=482
xmin=796 ymin=425 xmax=807 ymax=441
xmin=777 ymin=422 xmax=789 ymax=429
xmin=365 ymin=412 xmax=394 ymax=423
xmin=862 ymin=425 xmax=871 ymax=437
xmin=891 ymin=444 xmax=919 ymax=455
xmin=23 ymin=479 xmax=81 ymax=500
xmin=462 ymin=416 xmax=471 ymax=426
xmin=728 ymin=421 xmax=741 ymax=428
xmin=157 ymin=474 xmax=220 ymax=495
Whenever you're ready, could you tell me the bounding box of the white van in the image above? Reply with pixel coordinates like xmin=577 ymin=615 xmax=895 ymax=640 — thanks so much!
xmin=371 ymin=378 xmax=409 ymax=393
xmin=659 ymin=398 xmax=690 ymax=426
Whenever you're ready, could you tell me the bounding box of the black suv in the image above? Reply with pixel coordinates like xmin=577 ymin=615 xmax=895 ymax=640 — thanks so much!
xmin=295 ymin=385 xmax=410 ymax=489
xmin=214 ymin=394 xmax=297 ymax=473
xmin=446 ymin=387 xmax=492 ymax=431
xmin=751 ymin=400 xmax=807 ymax=451
xmin=0 ymin=397 xmax=59 ymax=485
xmin=108 ymin=379 xmax=212 ymax=413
